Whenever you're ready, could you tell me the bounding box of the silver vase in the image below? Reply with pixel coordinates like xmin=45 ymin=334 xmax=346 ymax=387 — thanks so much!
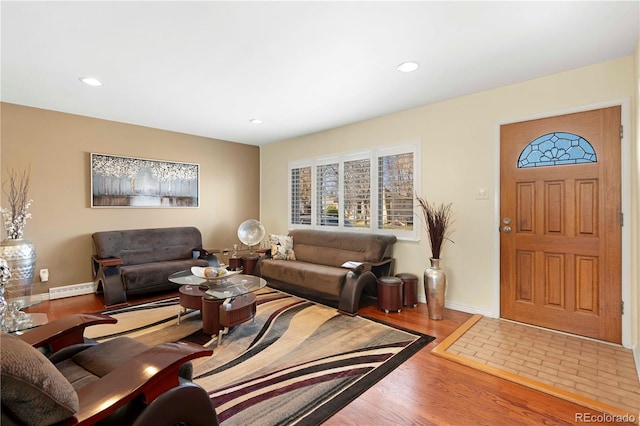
xmin=424 ymin=257 xmax=446 ymax=320
xmin=0 ymin=259 xmax=9 ymax=332
xmin=0 ymin=239 xmax=36 ymax=299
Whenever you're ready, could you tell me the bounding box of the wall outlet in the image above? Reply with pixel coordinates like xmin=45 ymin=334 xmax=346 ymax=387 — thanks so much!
xmin=39 ymin=268 xmax=49 ymax=282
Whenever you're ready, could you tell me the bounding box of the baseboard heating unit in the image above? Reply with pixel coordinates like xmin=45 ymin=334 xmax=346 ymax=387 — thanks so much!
xmin=49 ymin=282 xmax=95 ymax=300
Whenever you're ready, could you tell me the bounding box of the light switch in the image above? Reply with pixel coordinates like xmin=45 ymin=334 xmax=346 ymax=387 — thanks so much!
xmin=476 ymin=187 xmax=489 ymax=200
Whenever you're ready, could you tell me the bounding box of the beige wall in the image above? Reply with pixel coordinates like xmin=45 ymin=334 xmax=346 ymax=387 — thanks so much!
xmin=260 ymin=57 xmax=637 ymax=348
xmin=1 ymin=103 xmax=260 ymax=293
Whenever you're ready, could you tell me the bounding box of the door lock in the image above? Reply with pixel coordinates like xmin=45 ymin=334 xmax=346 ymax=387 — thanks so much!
xmin=502 ymin=217 xmax=511 ymax=233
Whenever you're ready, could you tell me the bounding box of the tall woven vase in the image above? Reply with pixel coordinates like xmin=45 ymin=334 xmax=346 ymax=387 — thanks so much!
xmin=0 ymin=239 xmax=36 ymax=299
xmin=424 ymin=257 xmax=446 ymax=320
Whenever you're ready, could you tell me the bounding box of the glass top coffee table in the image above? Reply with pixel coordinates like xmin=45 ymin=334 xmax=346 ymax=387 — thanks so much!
xmin=169 ymin=271 xmax=267 ymax=341
xmin=6 ymin=295 xmax=49 ymax=333
xmin=168 ymin=271 xmax=266 ymax=298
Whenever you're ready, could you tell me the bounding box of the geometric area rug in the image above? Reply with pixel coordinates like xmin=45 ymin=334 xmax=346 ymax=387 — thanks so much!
xmin=85 ymin=288 xmax=435 ymax=425
xmin=432 ymin=314 xmax=640 ymax=423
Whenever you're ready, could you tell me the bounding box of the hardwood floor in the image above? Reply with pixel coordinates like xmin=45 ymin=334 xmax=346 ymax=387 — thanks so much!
xmin=25 ymin=292 xmax=632 ymax=425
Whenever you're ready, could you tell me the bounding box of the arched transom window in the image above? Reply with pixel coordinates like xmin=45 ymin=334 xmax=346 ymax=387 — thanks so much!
xmin=517 ymin=132 xmax=597 ymax=168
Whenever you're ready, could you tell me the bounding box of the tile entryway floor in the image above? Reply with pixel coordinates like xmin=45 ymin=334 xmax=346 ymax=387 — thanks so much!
xmin=443 ymin=316 xmax=640 ymax=417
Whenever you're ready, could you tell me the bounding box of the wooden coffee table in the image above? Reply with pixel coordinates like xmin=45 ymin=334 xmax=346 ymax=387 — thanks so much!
xmin=170 ymin=271 xmax=266 ymax=340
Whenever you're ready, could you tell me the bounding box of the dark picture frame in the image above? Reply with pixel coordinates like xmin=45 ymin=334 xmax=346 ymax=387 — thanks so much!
xmin=91 ymin=153 xmax=199 ymax=208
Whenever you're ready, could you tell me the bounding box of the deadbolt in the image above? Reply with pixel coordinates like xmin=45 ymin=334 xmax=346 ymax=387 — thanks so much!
xmin=503 ymin=217 xmax=511 ymax=225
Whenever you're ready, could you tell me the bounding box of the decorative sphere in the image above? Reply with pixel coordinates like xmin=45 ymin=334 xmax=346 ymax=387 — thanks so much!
xmin=237 ymin=219 xmax=265 ymax=247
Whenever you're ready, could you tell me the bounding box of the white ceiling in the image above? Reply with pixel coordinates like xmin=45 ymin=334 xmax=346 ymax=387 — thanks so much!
xmin=2 ymin=1 xmax=638 ymax=146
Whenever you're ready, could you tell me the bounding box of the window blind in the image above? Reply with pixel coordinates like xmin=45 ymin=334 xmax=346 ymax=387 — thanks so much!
xmin=290 ymin=166 xmax=311 ymax=225
xmin=378 ymin=152 xmax=414 ymax=230
xmin=343 ymin=158 xmax=371 ymax=228
xmin=316 ymin=163 xmax=339 ymax=226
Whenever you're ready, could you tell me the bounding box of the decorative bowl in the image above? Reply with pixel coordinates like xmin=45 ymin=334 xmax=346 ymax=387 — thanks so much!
xmin=190 ymin=266 xmax=241 ymax=281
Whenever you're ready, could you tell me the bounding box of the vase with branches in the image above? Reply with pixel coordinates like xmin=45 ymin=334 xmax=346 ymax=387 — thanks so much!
xmin=0 ymin=167 xmax=36 ymax=299
xmin=416 ymin=195 xmax=454 ymax=320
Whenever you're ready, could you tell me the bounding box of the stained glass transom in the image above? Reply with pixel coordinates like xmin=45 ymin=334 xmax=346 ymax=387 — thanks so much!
xmin=517 ymin=132 xmax=597 ymax=168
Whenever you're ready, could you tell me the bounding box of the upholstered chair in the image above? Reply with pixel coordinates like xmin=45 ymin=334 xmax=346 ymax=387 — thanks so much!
xmin=1 ymin=313 xmax=218 ymax=426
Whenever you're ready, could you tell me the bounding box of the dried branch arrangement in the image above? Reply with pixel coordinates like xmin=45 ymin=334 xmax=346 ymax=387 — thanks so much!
xmin=2 ymin=167 xmax=32 ymax=240
xmin=416 ymin=195 xmax=454 ymax=259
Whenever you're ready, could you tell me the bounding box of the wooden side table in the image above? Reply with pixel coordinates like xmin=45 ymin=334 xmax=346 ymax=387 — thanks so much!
xmin=177 ymin=285 xmax=206 ymax=324
xmin=202 ymin=297 xmax=225 ymax=335
xmin=217 ymin=293 xmax=257 ymax=345
xmin=241 ymin=256 xmax=259 ymax=276
xmin=228 ymin=256 xmax=243 ymax=271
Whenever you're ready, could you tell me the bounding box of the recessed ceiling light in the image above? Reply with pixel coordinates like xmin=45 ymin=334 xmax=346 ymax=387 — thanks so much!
xmin=79 ymin=77 xmax=103 ymax=86
xmin=249 ymin=119 xmax=263 ymax=124
xmin=396 ymin=61 xmax=420 ymax=73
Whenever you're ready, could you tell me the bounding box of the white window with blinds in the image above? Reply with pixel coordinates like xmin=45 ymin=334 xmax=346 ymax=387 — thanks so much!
xmin=288 ymin=143 xmax=419 ymax=240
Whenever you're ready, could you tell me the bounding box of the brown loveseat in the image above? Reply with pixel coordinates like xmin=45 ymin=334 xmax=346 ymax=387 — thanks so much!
xmin=255 ymin=229 xmax=396 ymax=315
xmin=91 ymin=227 xmax=210 ymax=306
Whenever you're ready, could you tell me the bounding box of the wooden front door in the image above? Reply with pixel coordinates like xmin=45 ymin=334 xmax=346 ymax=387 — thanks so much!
xmin=500 ymin=106 xmax=622 ymax=343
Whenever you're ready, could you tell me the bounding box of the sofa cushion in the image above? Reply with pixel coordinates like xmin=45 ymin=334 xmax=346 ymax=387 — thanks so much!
xmin=270 ymin=234 xmax=296 ymax=260
xmin=121 ymin=258 xmax=208 ymax=292
xmin=289 ymin=229 xmax=396 ymax=267
xmin=53 ymin=359 xmax=101 ymax=391
xmin=92 ymin=227 xmax=204 ymax=265
xmin=1 ymin=333 xmax=80 ymax=426
xmin=260 ymin=259 xmax=345 ymax=297
xmin=71 ymin=337 xmax=150 ymax=378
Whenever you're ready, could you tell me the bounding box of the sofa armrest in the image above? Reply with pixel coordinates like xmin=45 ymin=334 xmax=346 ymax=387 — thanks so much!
xmin=339 ymin=271 xmax=378 ymax=316
xmin=18 ymin=313 xmax=117 ymax=353
xmin=365 ymin=257 xmax=395 ymax=277
xmin=64 ymin=342 xmax=213 ymax=426
xmin=92 ymin=255 xmax=123 ymax=268
xmin=253 ymin=250 xmax=272 ymax=277
xmin=342 ymin=257 xmax=395 ymax=277
xmin=193 ymin=248 xmax=209 ymax=259
xmin=91 ymin=256 xmax=126 ymax=307
xmin=91 ymin=255 xmax=123 ymax=279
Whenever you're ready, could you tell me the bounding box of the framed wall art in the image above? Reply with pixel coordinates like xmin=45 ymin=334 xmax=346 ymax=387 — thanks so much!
xmin=91 ymin=153 xmax=199 ymax=208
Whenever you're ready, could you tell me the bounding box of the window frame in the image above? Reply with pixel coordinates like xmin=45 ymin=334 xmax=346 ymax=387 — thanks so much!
xmin=288 ymin=142 xmax=420 ymax=241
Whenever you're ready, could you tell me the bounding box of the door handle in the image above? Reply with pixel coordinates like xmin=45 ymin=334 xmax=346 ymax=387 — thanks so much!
xmin=502 ymin=217 xmax=511 ymax=233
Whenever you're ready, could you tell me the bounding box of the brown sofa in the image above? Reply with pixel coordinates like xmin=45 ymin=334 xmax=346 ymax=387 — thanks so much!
xmin=91 ymin=227 xmax=211 ymax=306
xmin=255 ymin=229 xmax=397 ymax=315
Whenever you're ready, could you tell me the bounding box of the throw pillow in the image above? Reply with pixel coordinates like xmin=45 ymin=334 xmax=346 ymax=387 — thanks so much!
xmin=1 ymin=332 xmax=79 ymax=425
xmin=270 ymin=234 xmax=296 ymax=260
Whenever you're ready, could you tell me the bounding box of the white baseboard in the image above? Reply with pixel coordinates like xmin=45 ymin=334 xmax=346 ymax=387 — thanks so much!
xmin=444 ymin=301 xmax=495 ymax=318
xmin=48 ymin=282 xmax=96 ymax=300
